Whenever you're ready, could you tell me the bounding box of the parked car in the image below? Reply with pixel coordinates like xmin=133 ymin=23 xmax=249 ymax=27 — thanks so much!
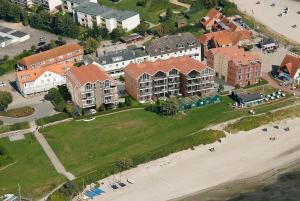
xmin=0 ymin=81 xmax=6 ymax=87
xmin=90 ymin=109 xmax=97 ymax=114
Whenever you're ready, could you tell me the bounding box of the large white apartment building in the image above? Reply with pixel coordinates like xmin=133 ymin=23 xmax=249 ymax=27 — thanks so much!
xmin=16 ymin=63 xmax=74 ymax=96
xmin=145 ymin=32 xmax=202 ymax=62
xmin=11 ymin=0 xmax=62 ymax=11
xmin=65 ymin=0 xmax=140 ymax=32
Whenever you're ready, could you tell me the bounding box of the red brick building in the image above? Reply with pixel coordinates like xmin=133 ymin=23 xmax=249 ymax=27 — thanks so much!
xmin=125 ymin=56 xmax=215 ymax=102
xmin=18 ymin=43 xmax=83 ymax=70
xmin=207 ymin=46 xmax=262 ymax=87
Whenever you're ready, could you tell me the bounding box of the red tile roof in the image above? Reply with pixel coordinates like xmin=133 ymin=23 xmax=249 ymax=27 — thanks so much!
xmin=199 ymin=30 xmax=252 ymax=46
xmin=200 ymin=8 xmax=222 ymax=28
xmin=17 ymin=62 xmax=74 ymax=86
xmin=67 ymin=64 xmax=111 ymax=87
xmin=18 ymin=43 xmax=83 ymax=67
xmin=125 ymin=56 xmax=208 ymax=79
xmin=209 ymin=46 xmax=261 ymax=65
xmin=280 ymin=54 xmax=300 ymax=78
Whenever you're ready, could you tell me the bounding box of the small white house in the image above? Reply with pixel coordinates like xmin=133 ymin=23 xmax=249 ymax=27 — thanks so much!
xmin=16 ymin=63 xmax=74 ymax=96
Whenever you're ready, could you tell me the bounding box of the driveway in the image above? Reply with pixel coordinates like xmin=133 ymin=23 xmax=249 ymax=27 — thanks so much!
xmin=0 ymin=20 xmax=77 ymax=58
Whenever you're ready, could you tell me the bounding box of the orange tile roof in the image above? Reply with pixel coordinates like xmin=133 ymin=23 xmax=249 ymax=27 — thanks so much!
xmin=199 ymin=30 xmax=252 ymax=46
xmin=125 ymin=56 xmax=208 ymax=79
xmin=67 ymin=64 xmax=111 ymax=87
xmin=280 ymin=54 xmax=300 ymax=78
xmin=201 ymin=8 xmax=222 ymax=28
xmin=17 ymin=62 xmax=74 ymax=86
xmin=18 ymin=43 xmax=83 ymax=67
xmin=209 ymin=46 xmax=261 ymax=65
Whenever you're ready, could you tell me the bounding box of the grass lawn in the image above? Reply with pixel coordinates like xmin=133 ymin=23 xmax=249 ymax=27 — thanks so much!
xmin=98 ymin=0 xmax=186 ymax=24
xmin=0 ymin=107 xmax=35 ymax=118
xmin=0 ymin=134 xmax=64 ymax=200
xmin=41 ymin=95 xmax=296 ymax=177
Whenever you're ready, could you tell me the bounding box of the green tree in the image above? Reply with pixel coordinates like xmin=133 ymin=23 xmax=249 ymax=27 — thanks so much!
xmin=110 ymin=28 xmax=126 ymax=42
xmin=49 ymin=40 xmax=57 ymax=49
xmin=134 ymin=22 xmax=150 ymax=34
xmin=165 ymin=7 xmax=174 ymax=21
xmin=0 ymin=91 xmax=12 ymax=111
xmin=218 ymin=84 xmax=224 ymax=92
xmin=57 ymin=85 xmax=71 ymax=101
xmin=46 ymin=88 xmax=66 ymax=112
xmin=84 ymin=37 xmax=99 ymax=54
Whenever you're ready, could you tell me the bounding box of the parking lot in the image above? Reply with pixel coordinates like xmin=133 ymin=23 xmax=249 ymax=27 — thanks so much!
xmin=0 ymin=20 xmax=77 ymax=58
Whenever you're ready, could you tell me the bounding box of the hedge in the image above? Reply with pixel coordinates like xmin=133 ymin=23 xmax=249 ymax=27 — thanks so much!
xmin=36 ymin=113 xmax=71 ymax=126
xmin=8 ymin=122 xmax=30 ymax=131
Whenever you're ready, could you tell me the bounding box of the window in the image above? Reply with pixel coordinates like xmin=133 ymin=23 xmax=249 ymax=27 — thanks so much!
xmin=104 ymin=80 xmax=110 ymax=88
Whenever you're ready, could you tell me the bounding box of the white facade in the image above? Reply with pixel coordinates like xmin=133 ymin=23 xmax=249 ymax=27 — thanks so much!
xmin=120 ymin=14 xmax=141 ymax=32
xmin=11 ymin=0 xmax=62 ymax=11
xmin=17 ymin=71 xmax=67 ymax=96
xmin=149 ymin=47 xmax=201 ymax=62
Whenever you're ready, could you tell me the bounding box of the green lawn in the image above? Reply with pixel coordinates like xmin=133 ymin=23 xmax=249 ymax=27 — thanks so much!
xmin=99 ymin=0 xmax=186 ymax=24
xmin=0 ymin=134 xmax=64 ymax=200
xmin=41 ymin=95 xmax=296 ymax=177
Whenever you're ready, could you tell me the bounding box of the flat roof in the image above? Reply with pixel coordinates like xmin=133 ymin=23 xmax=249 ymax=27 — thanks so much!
xmin=0 ymin=36 xmax=11 ymax=43
xmin=10 ymin=31 xmax=29 ymax=38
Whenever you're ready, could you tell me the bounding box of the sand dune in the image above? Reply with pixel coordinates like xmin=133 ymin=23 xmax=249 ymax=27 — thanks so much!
xmin=231 ymin=0 xmax=300 ymax=44
xmin=86 ymin=118 xmax=300 ymax=201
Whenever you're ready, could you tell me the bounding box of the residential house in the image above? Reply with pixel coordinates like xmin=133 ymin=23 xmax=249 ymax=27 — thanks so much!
xmin=70 ymin=1 xmax=140 ymax=32
xmin=11 ymin=0 xmax=62 ymax=11
xmin=92 ymin=47 xmax=150 ymax=76
xmin=125 ymin=56 xmax=215 ymax=102
xmin=145 ymin=32 xmax=202 ymax=62
xmin=17 ymin=43 xmax=83 ymax=70
xmin=66 ymin=64 xmax=118 ymax=110
xmin=200 ymin=8 xmax=237 ymax=31
xmin=207 ymin=46 xmax=262 ymax=87
xmin=277 ymin=52 xmax=300 ymax=83
xmin=16 ymin=62 xmax=74 ymax=96
xmin=199 ymin=29 xmax=253 ymax=58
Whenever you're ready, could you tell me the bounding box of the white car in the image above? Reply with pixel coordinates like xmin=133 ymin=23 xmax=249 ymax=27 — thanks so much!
xmin=0 ymin=82 xmax=6 ymax=87
xmin=90 ymin=109 xmax=97 ymax=114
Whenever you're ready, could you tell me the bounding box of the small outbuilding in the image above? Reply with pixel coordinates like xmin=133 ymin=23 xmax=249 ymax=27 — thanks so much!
xmin=231 ymin=92 xmax=263 ymax=107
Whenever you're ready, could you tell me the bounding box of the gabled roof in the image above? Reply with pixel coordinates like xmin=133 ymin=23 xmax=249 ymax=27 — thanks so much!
xmin=125 ymin=56 xmax=209 ymax=79
xmin=199 ymin=30 xmax=252 ymax=46
xmin=280 ymin=54 xmax=300 ymax=78
xmin=17 ymin=62 xmax=74 ymax=86
xmin=67 ymin=64 xmax=111 ymax=87
xmin=201 ymin=8 xmax=222 ymax=28
xmin=18 ymin=43 xmax=83 ymax=66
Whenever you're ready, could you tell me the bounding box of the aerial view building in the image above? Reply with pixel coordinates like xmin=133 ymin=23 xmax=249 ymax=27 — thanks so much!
xmin=145 ymin=32 xmax=202 ymax=61
xmin=277 ymin=52 xmax=300 ymax=84
xmin=17 ymin=43 xmax=83 ymax=70
xmin=207 ymin=46 xmax=262 ymax=87
xmin=16 ymin=62 xmax=74 ymax=96
xmin=66 ymin=64 xmax=118 ymax=110
xmin=11 ymin=0 xmax=63 ymax=11
xmin=125 ymin=56 xmax=215 ymax=102
xmin=70 ymin=1 xmax=140 ymax=32
xmin=199 ymin=29 xmax=253 ymax=58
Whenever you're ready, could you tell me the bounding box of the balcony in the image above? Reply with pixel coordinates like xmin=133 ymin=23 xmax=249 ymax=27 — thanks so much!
xmin=139 ymin=79 xmax=151 ymax=83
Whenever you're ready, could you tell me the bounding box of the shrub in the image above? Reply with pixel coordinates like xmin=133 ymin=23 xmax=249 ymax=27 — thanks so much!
xmin=0 ymin=91 xmax=12 ymax=111
xmin=36 ymin=113 xmax=71 ymax=126
xmin=9 ymin=122 xmax=30 ymax=131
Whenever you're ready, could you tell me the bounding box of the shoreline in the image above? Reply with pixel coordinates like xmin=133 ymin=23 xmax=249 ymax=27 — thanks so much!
xmin=171 ymin=159 xmax=300 ymax=201
xmin=231 ymin=0 xmax=300 ymax=45
xmin=85 ymin=117 xmax=300 ymax=201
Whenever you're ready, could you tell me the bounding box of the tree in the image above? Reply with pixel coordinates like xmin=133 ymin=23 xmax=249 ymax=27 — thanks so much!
xmin=87 ymin=23 xmax=103 ymax=41
xmin=46 ymin=88 xmax=66 ymax=112
xmin=165 ymin=7 xmax=174 ymax=21
xmin=218 ymin=84 xmax=224 ymax=92
xmin=0 ymin=91 xmax=12 ymax=111
xmin=110 ymin=28 xmax=126 ymax=42
xmin=84 ymin=37 xmax=99 ymax=54
xmin=134 ymin=22 xmax=150 ymax=35
xmin=57 ymin=85 xmax=71 ymax=101
xmin=49 ymin=40 xmax=57 ymax=49
xmin=125 ymin=96 xmax=132 ymax=106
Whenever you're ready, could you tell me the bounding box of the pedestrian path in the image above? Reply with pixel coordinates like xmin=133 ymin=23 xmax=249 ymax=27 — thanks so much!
xmin=29 ymin=121 xmax=75 ymax=180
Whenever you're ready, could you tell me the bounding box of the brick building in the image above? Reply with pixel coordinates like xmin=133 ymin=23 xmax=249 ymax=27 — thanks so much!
xmin=18 ymin=43 xmax=83 ymax=70
xmin=125 ymin=56 xmax=215 ymax=102
xmin=207 ymin=46 xmax=262 ymax=87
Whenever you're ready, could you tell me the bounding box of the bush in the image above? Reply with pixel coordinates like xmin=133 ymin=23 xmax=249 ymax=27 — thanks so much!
xmin=36 ymin=113 xmax=71 ymax=126
xmin=8 ymin=122 xmax=30 ymax=131
xmin=46 ymin=88 xmax=66 ymax=112
xmin=0 ymin=91 xmax=12 ymax=111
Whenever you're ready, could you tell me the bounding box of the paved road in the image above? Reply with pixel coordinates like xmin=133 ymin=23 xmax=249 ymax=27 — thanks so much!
xmin=262 ymin=72 xmax=300 ymax=96
xmin=30 ymin=121 xmax=75 ymax=181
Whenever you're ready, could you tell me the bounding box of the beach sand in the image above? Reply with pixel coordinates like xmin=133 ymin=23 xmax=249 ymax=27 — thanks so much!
xmin=89 ymin=118 xmax=300 ymax=201
xmin=230 ymin=0 xmax=300 ymax=44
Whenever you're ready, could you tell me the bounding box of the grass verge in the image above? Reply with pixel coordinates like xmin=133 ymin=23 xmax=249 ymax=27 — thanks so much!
xmin=0 ymin=107 xmax=35 ymax=118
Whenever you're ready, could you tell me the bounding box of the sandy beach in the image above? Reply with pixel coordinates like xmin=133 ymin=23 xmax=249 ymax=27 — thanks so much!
xmin=86 ymin=117 xmax=300 ymax=201
xmin=231 ymin=0 xmax=300 ymax=44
